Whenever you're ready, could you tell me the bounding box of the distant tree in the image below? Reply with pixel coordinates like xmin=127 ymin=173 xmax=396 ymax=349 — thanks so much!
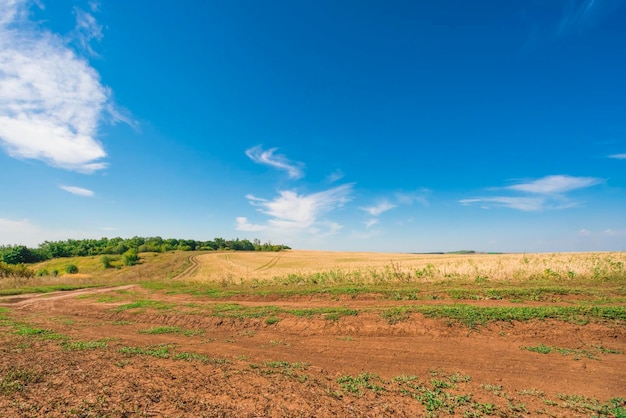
xmin=0 ymin=245 xmax=38 ymax=264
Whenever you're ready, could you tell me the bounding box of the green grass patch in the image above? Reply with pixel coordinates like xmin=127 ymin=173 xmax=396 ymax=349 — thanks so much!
xmin=113 ymin=300 xmax=176 ymax=312
xmin=14 ymin=325 xmax=67 ymax=341
xmin=0 ymin=367 xmax=46 ymax=395
xmin=522 ymin=344 xmax=622 ymax=360
xmin=119 ymin=344 xmax=172 ymax=358
xmin=62 ymin=339 xmax=110 ymax=351
xmin=415 ymin=305 xmax=626 ymax=327
xmin=137 ymin=325 xmax=205 ymax=337
xmin=337 ymin=372 xmax=385 ymax=396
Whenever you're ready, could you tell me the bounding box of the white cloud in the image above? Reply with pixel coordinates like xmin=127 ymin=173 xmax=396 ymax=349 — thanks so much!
xmin=0 ymin=0 xmax=128 ymax=173
xmin=235 ymin=217 xmax=267 ymax=232
xmin=578 ymin=228 xmax=591 ymax=236
xmin=245 ymin=145 xmax=304 ymax=179
xmin=361 ymin=200 xmax=397 ymax=216
xmin=460 ymin=197 xmax=547 ymax=212
xmin=461 ymin=174 xmax=602 ymax=211
xmin=507 ymin=175 xmax=602 ymax=194
xmin=608 ymin=153 xmax=626 ymax=160
xmin=365 ymin=218 xmax=379 ymax=229
xmin=237 ymin=184 xmax=352 ymax=233
xmin=59 ymin=185 xmax=94 ymax=197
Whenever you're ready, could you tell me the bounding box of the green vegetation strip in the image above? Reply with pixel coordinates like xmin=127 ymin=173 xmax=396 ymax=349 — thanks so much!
xmin=522 ymin=344 xmax=622 ymax=360
xmin=108 ymin=297 xmax=626 ymax=327
xmin=382 ymin=305 xmax=626 ymax=327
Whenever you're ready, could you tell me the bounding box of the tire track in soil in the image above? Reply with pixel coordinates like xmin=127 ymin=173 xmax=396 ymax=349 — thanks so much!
xmin=173 ymin=255 xmax=200 ymax=279
xmin=254 ymin=254 xmax=282 ymax=271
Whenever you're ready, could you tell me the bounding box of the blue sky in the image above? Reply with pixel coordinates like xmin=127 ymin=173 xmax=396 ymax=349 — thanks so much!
xmin=1 ymin=0 xmax=625 ymax=253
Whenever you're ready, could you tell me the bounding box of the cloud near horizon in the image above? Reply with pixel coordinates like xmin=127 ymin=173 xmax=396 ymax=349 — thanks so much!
xmin=0 ymin=0 xmax=128 ymax=173
xmin=236 ymin=184 xmax=353 ymax=233
xmin=245 ymin=145 xmax=305 ymax=179
xmin=59 ymin=185 xmax=95 ymax=197
xmin=460 ymin=174 xmax=602 ymax=211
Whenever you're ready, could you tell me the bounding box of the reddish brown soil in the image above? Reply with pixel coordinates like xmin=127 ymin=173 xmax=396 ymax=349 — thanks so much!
xmin=1 ymin=286 xmax=625 ymax=417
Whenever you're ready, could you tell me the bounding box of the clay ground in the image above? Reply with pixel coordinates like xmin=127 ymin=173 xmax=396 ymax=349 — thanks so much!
xmin=1 ymin=283 xmax=625 ymax=417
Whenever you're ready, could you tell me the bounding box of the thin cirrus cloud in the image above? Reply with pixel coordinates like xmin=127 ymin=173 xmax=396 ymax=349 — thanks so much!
xmin=59 ymin=185 xmax=95 ymax=197
xmin=245 ymin=145 xmax=305 ymax=179
xmin=608 ymin=153 xmax=626 ymax=160
xmin=361 ymin=200 xmax=397 ymax=217
xmin=460 ymin=175 xmax=602 ymax=211
xmin=236 ymin=184 xmax=353 ymax=233
xmin=506 ymin=175 xmax=602 ymax=194
xmin=0 ymin=0 xmax=129 ymax=173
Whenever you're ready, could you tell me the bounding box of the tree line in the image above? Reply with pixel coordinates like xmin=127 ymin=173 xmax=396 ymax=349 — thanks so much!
xmin=0 ymin=236 xmax=290 ymax=265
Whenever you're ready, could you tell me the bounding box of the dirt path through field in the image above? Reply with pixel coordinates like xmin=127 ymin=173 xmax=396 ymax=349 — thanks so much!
xmin=1 ymin=283 xmax=625 ymax=416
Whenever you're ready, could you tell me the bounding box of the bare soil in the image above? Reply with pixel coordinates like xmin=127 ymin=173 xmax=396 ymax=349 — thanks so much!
xmin=1 ymin=285 xmax=625 ymax=417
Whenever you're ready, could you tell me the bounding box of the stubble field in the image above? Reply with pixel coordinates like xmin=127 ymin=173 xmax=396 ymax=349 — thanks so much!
xmin=1 ymin=250 xmax=625 ymax=417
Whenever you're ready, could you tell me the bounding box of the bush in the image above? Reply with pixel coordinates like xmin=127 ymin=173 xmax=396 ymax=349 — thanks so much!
xmin=122 ymin=249 xmax=139 ymax=266
xmin=101 ymin=255 xmax=113 ymax=269
xmin=65 ymin=264 xmax=79 ymax=274
xmin=0 ymin=261 xmax=35 ymax=278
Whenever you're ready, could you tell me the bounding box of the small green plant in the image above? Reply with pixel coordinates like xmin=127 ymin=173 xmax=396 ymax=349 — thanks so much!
xmin=337 ymin=372 xmax=385 ymax=396
xmin=265 ymin=316 xmax=280 ymax=325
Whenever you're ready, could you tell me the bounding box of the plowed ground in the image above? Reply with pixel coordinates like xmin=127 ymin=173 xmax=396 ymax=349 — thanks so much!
xmin=1 ymin=284 xmax=625 ymax=417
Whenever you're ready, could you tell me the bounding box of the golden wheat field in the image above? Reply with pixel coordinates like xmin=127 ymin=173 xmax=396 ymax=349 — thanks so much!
xmin=179 ymin=250 xmax=626 ymax=285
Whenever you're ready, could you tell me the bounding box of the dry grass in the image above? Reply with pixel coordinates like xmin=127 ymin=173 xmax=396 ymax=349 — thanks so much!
xmin=0 ymin=251 xmax=192 ymax=293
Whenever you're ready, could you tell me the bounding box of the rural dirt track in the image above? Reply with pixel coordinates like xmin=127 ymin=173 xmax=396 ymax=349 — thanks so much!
xmin=1 ymin=282 xmax=625 ymax=417
xmin=173 ymin=255 xmax=200 ymax=280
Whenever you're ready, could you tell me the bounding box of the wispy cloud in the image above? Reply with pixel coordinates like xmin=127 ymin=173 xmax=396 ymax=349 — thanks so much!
xmin=556 ymin=0 xmax=623 ymax=37
xmin=460 ymin=197 xmax=551 ymax=212
xmin=59 ymin=185 xmax=95 ymax=197
xmin=236 ymin=184 xmax=352 ymax=233
xmin=0 ymin=0 xmax=129 ymax=173
xmin=365 ymin=218 xmax=379 ymax=229
xmin=72 ymin=6 xmax=103 ymax=55
xmin=506 ymin=175 xmax=602 ymax=194
xmin=326 ymin=169 xmax=345 ymax=183
xmin=361 ymin=200 xmax=397 ymax=216
xmin=245 ymin=145 xmax=305 ymax=179
xmin=608 ymin=153 xmax=626 ymax=159
xmin=461 ymin=174 xmax=601 ymax=211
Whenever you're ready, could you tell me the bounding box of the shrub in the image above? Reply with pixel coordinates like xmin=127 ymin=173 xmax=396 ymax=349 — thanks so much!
xmin=122 ymin=250 xmax=139 ymax=266
xmin=65 ymin=264 xmax=79 ymax=274
xmin=101 ymin=255 xmax=113 ymax=269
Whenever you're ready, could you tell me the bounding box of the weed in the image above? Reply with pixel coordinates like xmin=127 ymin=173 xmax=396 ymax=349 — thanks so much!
xmin=265 ymin=316 xmax=281 ymax=325
xmin=337 ymin=373 xmax=385 ymax=396
xmin=381 ymin=307 xmax=411 ymax=324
